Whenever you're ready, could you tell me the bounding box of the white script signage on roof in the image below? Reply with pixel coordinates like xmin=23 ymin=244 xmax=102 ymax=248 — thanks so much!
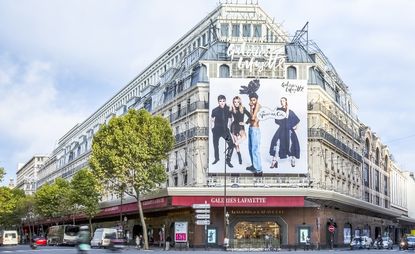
xmin=227 ymin=42 xmax=285 ymax=73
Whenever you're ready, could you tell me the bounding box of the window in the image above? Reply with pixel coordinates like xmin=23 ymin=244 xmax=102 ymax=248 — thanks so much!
xmin=384 ymin=175 xmax=388 ymax=195
xmin=219 ymin=64 xmax=230 ymax=78
xmin=202 ymin=33 xmax=207 ymax=45
xmin=374 ymin=170 xmax=380 ymax=192
xmin=200 ymin=64 xmax=208 ymax=82
xmin=253 ymin=24 xmax=262 ymax=37
xmin=177 ymin=103 xmax=181 ymax=117
xmin=375 ymin=196 xmax=380 ymax=205
xmin=175 ymin=151 xmax=178 ymax=169
xmin=183 ymin=172 xmax=188 ymax=185
xmin=375 ymin=148 xmax=380 ymax=165
xmin=363 ymin=163 xmax=370 ymax=187
xmin=364 ymin=192 xmax=370 ymax=202
xmin=287 ymin=66 xmax=297 ymax=79
xmin=308 ymin=68 xmax=324 ymax=87
xmin=174 ymin=175 xmax=178 ymax=187
xmin=365 ymin=139 xmax=370 ymax=158
xmin=220 ymin=23 xmax=229 ymax=37
xmin=243 ymin=24 xmax=251 ymax=37
xmin=232 ymin=24 xmax=240 ymax=37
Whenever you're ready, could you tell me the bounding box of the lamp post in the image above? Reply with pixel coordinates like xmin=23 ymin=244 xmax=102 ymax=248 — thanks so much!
xmin=223 ymin=137 xmax=228 ymax=248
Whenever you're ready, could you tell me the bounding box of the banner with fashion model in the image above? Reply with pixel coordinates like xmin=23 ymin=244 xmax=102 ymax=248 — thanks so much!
xmin=209 ymin=78 xmax=307 ymax=174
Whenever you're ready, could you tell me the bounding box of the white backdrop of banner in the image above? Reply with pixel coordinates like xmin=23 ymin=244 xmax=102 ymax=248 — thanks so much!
xmin=209 ymin=78 xmax=308 ymax=174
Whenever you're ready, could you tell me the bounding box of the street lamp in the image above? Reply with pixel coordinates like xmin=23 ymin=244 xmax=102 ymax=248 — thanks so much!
xmin=223 ymin=135 xmax=232 ymax=248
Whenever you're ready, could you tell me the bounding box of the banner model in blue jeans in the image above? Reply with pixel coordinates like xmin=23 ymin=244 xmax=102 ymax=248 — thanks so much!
xmin=247 ymin=127 xmax=262 ymax=173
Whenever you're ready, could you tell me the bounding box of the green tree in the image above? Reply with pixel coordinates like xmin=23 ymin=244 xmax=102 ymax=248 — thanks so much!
xmin=35 ymin=178 xmax=73 ymax=223
xmin=0 ymin=166 xmax=5 ymax=183
xmin=0 ymin=188 xmax=26 ymax=228
xmin=0 ymin=187 xmax=22 ymax=227
xmin=15 ymin=195 xmax=36 ymax=242
xmin=89 ymin=109 xmax=174 ymax=249
xmin=71 ymin=168 xmax=101 ymax=233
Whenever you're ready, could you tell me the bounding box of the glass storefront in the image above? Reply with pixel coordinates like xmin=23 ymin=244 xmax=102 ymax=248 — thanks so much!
xmin=231 ymin=221 xmax=280 ymax=249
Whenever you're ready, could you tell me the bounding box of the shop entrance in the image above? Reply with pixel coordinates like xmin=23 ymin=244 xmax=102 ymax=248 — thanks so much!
xmin=231 ymin=220 xmax=281 ymax=249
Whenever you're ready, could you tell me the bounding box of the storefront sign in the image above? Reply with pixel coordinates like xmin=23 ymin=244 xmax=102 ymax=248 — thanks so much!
xmin=172 ymin=196 xmax=304 ymax=207
xmin=174 ymin=221 xmax=188 ymax=243
xmin=227 ymin=42 xmax=285 ymax=73
xmin=142 ymin=197 xmax=168 ymax=210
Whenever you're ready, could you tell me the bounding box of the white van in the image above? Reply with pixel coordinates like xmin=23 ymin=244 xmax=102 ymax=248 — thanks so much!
xmin=90 ymin=228 xmax=117 ymax=248
xmin=0 ymin=230 xmax=18 ymax=246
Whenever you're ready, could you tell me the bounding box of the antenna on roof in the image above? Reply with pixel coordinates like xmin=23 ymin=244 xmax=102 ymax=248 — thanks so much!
xmin=291 ymin=21 xmax=309 ymax=50
xmin=210 ymin=19 xmax=219 ymax=42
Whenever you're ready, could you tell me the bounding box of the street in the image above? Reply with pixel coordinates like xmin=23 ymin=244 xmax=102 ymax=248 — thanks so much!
xmin=0 ymin=245 xmax=414 ymax=254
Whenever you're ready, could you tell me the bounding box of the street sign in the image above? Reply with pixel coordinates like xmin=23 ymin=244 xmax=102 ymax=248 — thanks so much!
xmin=196 ymin=220 xmax=210 ymax=225
xmin=195 ymin=214 xmax=210 ymax=219
xmin=195 ymin=209 xmax=210 ymax=214
xmin=328 ymin=225 xmax=335 ymax=233
xmin=192 ymin=203 xmax=211 ymax=209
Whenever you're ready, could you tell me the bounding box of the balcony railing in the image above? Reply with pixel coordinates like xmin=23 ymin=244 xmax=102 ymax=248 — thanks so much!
xmin=309 ymin=102 xmax=360 ymax=141
xmin=175 ymin=127 xmax=209 ymax=144
xmin=169 ymin=101 xmax=209 ymax=123
xmin=308 ymin=128 xmax=362 ymax=163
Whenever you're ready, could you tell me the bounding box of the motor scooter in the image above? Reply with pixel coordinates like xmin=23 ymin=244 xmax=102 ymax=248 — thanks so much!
xmin=77 ymin=243 xmax=91 ymax=254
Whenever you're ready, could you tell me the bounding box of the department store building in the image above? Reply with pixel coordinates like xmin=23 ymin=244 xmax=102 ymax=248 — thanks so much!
xmin=34 ymin=2 xmax=414 ymax=249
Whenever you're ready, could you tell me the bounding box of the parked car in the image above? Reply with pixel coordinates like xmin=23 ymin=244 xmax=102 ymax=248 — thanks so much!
xmin=33 ymin=237 xmax=47 ymax=246
xmin=90 ymin=228 xmax=118 ymax=248
xmin=0 ymin=230 xmax=18 ymax=246
xmin=350 ymin=236 xmax=372 ymax=249
xmin=407 ymin=236 xmax=415 ymax=249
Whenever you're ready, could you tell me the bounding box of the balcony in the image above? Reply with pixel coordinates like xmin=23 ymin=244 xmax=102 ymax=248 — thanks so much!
xmin=175 ymin=127 xmax=209 ymax=144
xmin=169 ymin=101 xmax=209 ymax=123
xmin=308 ymin=128 xmax=362 ymax=163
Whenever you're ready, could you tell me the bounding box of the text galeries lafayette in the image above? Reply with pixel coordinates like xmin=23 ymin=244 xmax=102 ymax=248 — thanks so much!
xmin=210 ymin=197 xmax=267 ymax=204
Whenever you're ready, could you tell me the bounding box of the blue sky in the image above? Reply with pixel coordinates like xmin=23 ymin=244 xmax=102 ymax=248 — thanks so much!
xmin=0 ymin=0 xmax=414 ymax=184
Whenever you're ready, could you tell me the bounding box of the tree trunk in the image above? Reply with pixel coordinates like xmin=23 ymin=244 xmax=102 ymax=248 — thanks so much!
xmin=137 ymin=195 xmax=149 ymax=250
xmin=89 ymin=216 xmax=93 ymax=235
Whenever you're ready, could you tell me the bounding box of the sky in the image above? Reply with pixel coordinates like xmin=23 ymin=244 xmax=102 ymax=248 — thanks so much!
xmin=0 ymin=0 xmax=414 ymax=184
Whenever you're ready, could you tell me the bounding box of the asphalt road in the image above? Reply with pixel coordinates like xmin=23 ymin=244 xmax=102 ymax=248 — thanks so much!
xmin=0 ymin=245 xmax=412 ymax=253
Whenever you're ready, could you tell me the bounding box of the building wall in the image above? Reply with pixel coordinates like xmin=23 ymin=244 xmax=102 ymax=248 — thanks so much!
xmin=28 ymin=2 xmax=414 ymax=246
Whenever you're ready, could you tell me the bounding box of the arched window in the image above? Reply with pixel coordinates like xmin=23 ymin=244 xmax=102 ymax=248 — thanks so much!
xmin=375 ymin=148 xmax=380 ymax=166
xmin=200 ymin=64 xmax=208 ymax=82
xmin=308 ymin=67 xmax=324 ymax=87
xmin=219 ymin=64 xmax=230 ymax=78
xmin=384 ymin=155 xmax=388 ymax=171
xmin=287 ymin=66 xmax=297 ymax=79
xmin=365 ymin=139 xmax=370 ymax=158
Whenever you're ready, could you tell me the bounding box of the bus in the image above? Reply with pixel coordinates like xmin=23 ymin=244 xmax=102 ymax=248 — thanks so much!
xmin=0 ymin=230 xmax=18 ymax=246
xmin=47 ymin=225 xmax=79 ymax=245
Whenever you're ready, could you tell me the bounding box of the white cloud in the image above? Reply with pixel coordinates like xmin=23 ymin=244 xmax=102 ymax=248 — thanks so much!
xmin=0 ymin=55 xmax=87 ymax=176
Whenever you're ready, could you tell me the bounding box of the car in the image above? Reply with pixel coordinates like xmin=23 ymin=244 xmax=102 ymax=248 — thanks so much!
xmin=407 ymin=236 xmax=415 ymax=249
xmin=350 ymin=236 xmax=372 ymax=250
xmin=33 ymin=237 xmax=47 ymax=246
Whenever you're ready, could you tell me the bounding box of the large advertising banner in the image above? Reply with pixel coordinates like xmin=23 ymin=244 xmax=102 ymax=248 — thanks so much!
xmin=209 ymin=78 xmax=307 ymax=174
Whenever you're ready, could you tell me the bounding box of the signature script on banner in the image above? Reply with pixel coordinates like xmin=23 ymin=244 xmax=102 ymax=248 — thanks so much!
xmin=257 ymin=107 xmax=286 ymax=121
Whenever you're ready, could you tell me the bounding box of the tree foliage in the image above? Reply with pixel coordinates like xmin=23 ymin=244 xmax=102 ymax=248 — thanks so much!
xmin=0 ymin=187 xmax=24 ymax=227
xmin=89 ymin=109 xmax=174 ymax=249
xmin=35 ymin=178 xmax=73 ymax=222
xmin=71 ymin=168 xmax=101 ymax=232
xmin=0 ymin=167 xmax=5 ymax=183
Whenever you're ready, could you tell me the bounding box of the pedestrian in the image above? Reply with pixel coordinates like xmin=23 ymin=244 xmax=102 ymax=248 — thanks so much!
xmin=136 ymin=235 xmax=141 ymax=249
xmin=305 ymin=235 xmax=311 ymax=250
